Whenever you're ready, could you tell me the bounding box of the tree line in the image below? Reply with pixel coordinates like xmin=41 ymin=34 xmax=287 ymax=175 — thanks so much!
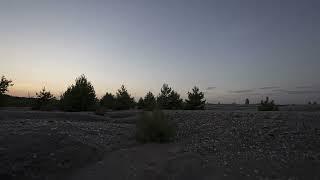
xmin=0 ymin=75 xmax=206 ymax=111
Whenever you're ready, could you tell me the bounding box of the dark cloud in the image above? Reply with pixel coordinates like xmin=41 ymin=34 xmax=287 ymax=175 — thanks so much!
xmin=260 ymin=86 xmax=280 ymax=90
xmin=228 ymin=89 xmax=254 ymax=93
xmin=206 ymin=87 xmax=216 ymax=90
xmin=296 ymin=86 xmax=313 ymax=89
xmin=272 ymin=89 xmax=320 ymax=94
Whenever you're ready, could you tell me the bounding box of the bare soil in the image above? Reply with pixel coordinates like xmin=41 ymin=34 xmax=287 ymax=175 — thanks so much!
xmin=0 ymin=109 xmax=319 ymax=180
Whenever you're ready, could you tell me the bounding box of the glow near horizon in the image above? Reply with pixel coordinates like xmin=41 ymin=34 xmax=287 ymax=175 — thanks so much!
xmin=1 ymin=0 xmax=320 ymax=104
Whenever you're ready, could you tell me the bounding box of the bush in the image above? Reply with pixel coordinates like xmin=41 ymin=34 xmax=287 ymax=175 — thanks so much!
xmin=95 ymin=107 xmax=106 ymax=116
xmin=258 ymin=97 xmax=278 ymax=111
xmin=136 ymin=110 xmax=175 ymax=143
xmin=32 ymin=87 xmax=56 ymax=110
xmin=60 ymin=75 xmax=97 ymax=111
xmin=185 ymin=86 xmax=206 ymax=110
xmin=100 ymin=92 xmax=115 ymax=109
xmin=157 ymin=84 xmax=183 ymax=109
xmin=114 ymin=85 xmax=135 ymax=110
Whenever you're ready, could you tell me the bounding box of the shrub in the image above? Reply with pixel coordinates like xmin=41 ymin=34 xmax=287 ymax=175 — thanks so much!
xmin=157 ymin=84 xmax=183 ymax=109
xmin=136 ymin=110 xmax=175 ymax=143
xmin=185 ymin=86 xmax=206 ymax=110
xmin=32 ymin=87 xmax=56 ymax=110
xmin=258 ymin=97 xmax=278 ymax=111
xmin=60 ymin=75 xmax=97 ymax=111
xmin=95 ymin=107 xmax=106 ymax=116
xmin=114 ymin=85 xmax=135 ymax=110
xmin=100 ymin=92 xmax=115 ymax=109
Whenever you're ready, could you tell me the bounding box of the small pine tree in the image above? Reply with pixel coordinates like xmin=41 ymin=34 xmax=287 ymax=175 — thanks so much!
xmin=60 ymin=75 xmax=97 ymax=111
xmin=137 ymin=97 xmax=144 ymax=109
xmin=0 ymin=76 xmax=14 ymax=106
xmin=100 ymin=92 xmax=115 ymax=109
xmin=33 ymin=87 xmax=55 ymax=110
xmin=114 ymin=85 xmax=135 ymax=110
xmin=245 ymin=98 xmax=250 ymax=105
xmin=185 ymin=86 xmax=206 ymax=110
xmin=143 ymin=92 xmax=156 ymax=110
xmin=157 ymin=84 xmax=182 ymax=109
xmin=0 ymin=76 xmax=13 ymax=95
xmin=157 ymin=84 xmax=172 ymax=109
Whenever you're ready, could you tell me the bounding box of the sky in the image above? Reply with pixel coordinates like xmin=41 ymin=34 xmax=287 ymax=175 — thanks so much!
xmin=1 ymin=0 xmax=320 ymax=104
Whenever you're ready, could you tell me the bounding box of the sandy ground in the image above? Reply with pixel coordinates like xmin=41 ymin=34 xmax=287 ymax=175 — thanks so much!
xmin=0 ymin=109 xmax=319 ymax=180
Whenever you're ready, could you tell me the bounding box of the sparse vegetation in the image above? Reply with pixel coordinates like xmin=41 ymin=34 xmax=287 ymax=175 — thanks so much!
xmin=258 ymin=97 xmax=278 ymax=111
xmin=136 ymin=110 xmax=175 ymax=143
xmin=157 ymin=84 xmax=183 ymax=109
xmin=32 ymin=87 xmax=56 ymax=110
xmin=114 ymin=85 xmax=135 ymax=110
xmin=60 ymin=75 xmax=97 ymax=111
xmin=185 ymin=86 xmax=206 ymax=110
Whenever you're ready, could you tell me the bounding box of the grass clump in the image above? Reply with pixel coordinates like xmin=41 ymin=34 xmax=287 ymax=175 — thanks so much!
xmin=136 ymin=110 xmax=175 ymax=143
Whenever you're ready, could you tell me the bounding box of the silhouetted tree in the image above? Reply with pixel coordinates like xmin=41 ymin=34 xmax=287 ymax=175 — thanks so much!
xmin=137 ymin=97 xmax=144 ymax=109
xmin=157 ymin=84 xmax=183 ymax=109
xmin=33 ymin=87 xmax=56 ymax=110
xmin=0 ymin=76 xmax=13 ymax=106
xmin=313 ymin=101 xmax=318 ymax=105
xmin=114 ymin=85 xmax=135 ymax=110
xmin=245 ymin=98 xmax=250 ymax=105
xmin=185 ymin=86 xmax=206 ymax=110
xmin=143 ymin=92 xmax=156 ymax=110
xmin=100 ymin=92 xmax=115 ymax=109
xmin=258 ymin=97 xmax=278 ymax=111
xmin=60 ymin=75 xmax=97 ymax=111
xmin=0 ymin=76 xmax=13 ymax=95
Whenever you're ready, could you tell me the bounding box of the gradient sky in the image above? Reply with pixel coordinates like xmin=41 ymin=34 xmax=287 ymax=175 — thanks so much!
xmin=1 ymin=0 xmax=320 ymax=104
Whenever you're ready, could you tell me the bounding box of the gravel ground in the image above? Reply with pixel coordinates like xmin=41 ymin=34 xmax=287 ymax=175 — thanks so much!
xmin=0 ymin=109 xmax=319 ymax=180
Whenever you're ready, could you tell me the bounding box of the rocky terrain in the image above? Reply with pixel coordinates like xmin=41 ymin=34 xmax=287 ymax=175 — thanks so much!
xmin=0 ymin=109 xmax=319 ymax=179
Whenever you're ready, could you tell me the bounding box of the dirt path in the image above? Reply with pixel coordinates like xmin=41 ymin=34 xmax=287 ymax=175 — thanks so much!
xmin=68 ymin=144 xmax=224 ymax=180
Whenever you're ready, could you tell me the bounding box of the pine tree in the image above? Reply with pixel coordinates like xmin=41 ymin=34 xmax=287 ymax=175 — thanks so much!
xmin=33 ymin=87 xmax=55 ymax=110
xmin=157 ymin=84 xmax=182 ymax=109
xmin=0 ymin=76 xmax=13 ymax=106
xmin=60 ymin=75 xmax=97 ymax=111
xmin=100 ymin=92 xmax=115 ymax=109
xmin=143 ymin=92 xmax=156 ymax=110
xmin=185 ymin=86 xmax=206 ymax=110
xmin=137 ymin=97 xmax=144 ymax=109
xmin=114 ymin=85 xmax=135 ymax=110
xmin=245 ymin=98 xmax=250 ymax=105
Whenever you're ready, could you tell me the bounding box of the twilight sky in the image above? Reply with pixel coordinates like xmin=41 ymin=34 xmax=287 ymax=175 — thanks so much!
xmin=1 ymin=0 xmax=320 ymax=104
